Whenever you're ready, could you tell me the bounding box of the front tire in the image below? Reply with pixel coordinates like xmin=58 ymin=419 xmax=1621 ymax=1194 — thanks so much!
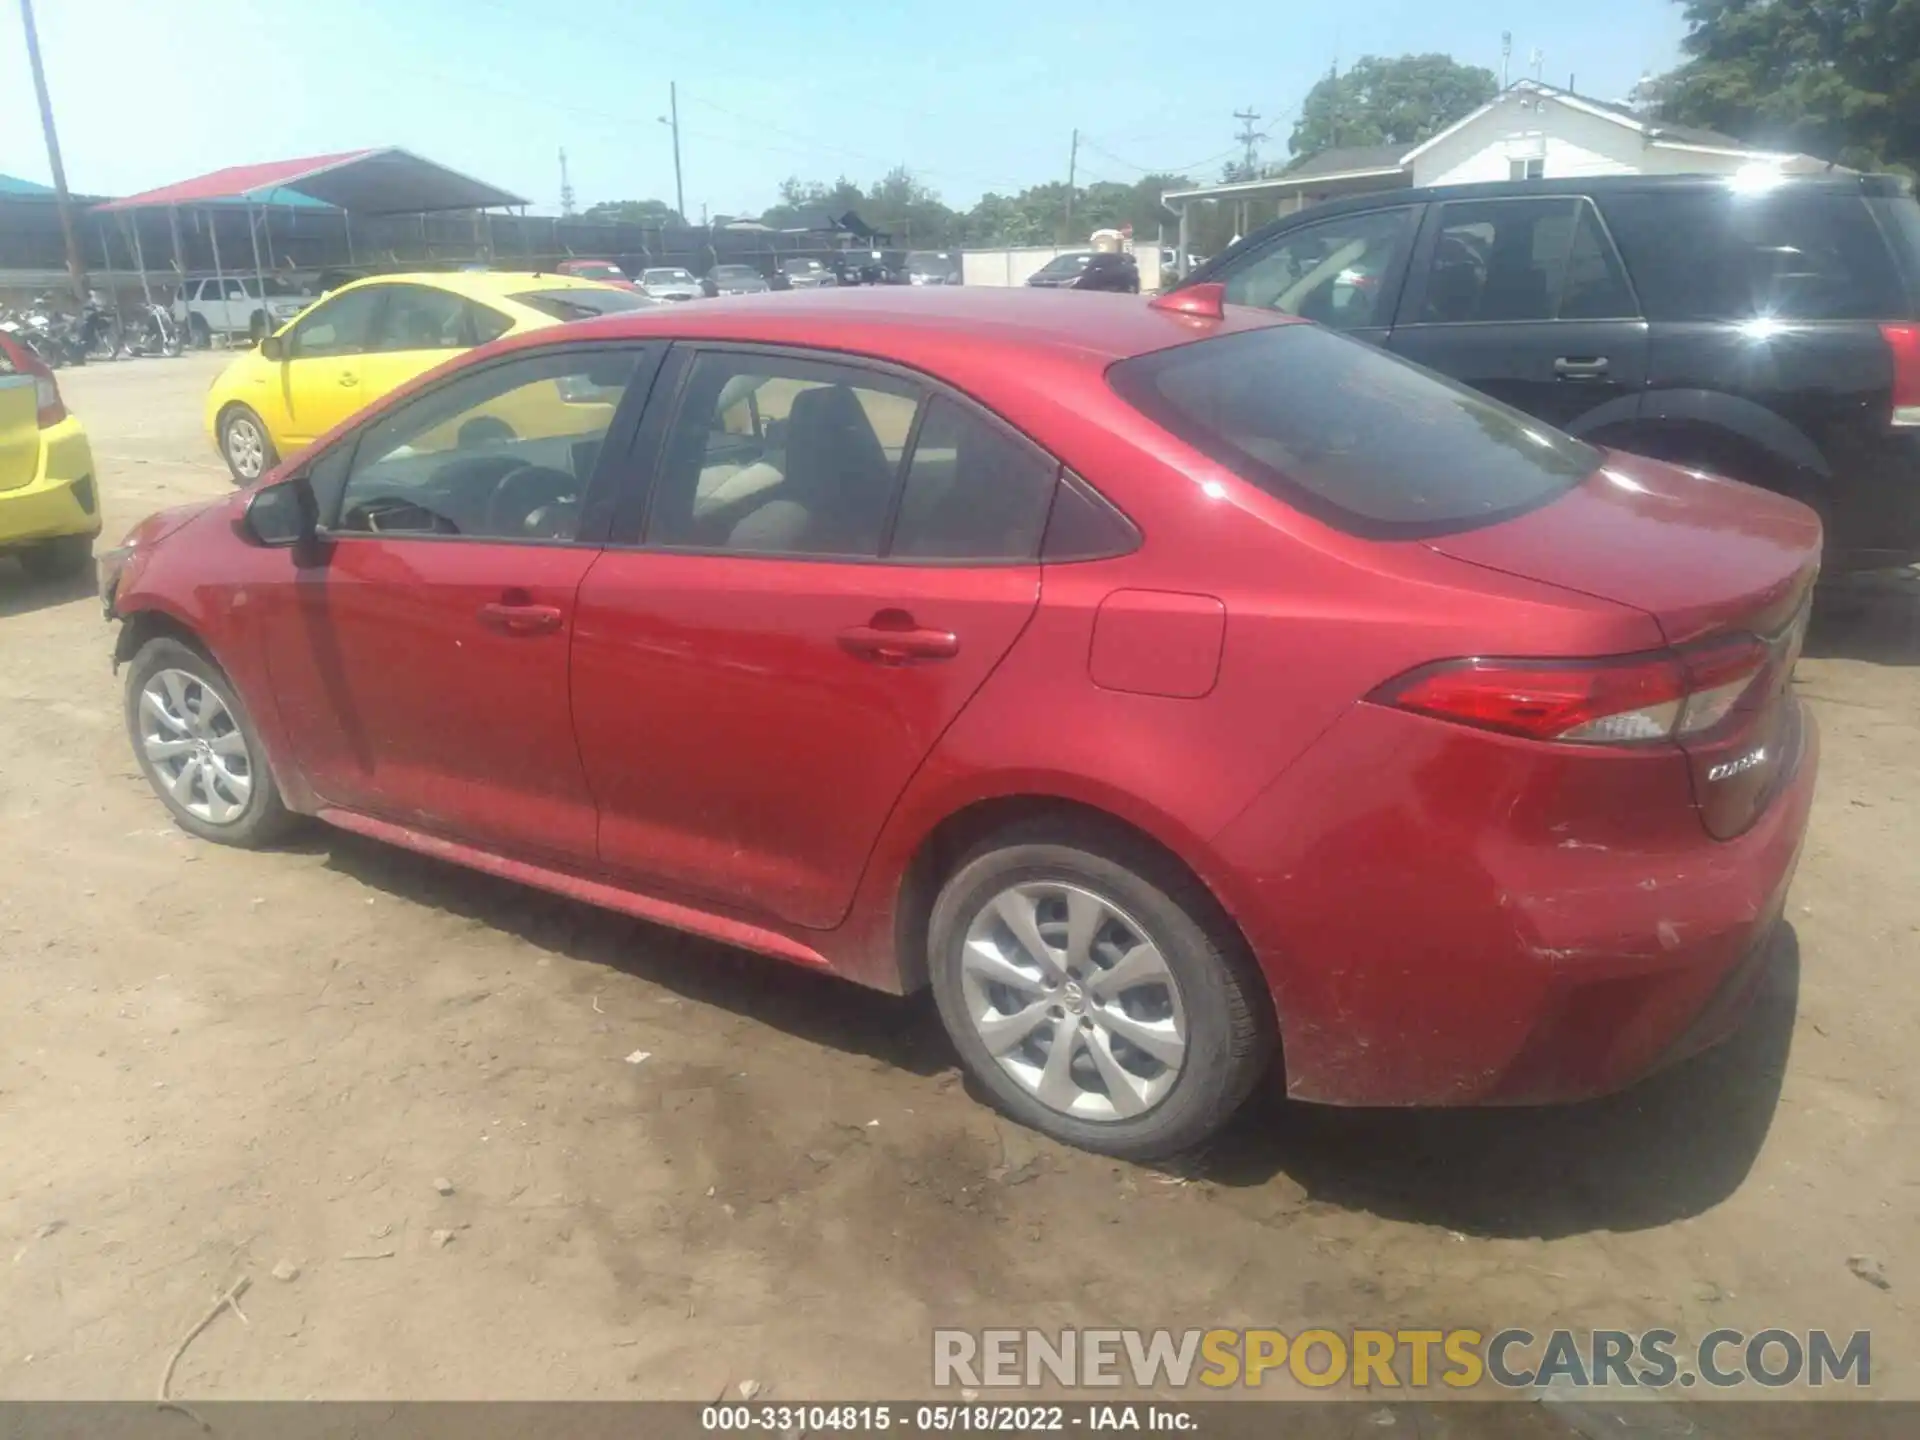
xmin=18 ymin=532 xmax=94 ymax=581
xmin=219 ymin=404 xmax=277 ymax=485
xmin=928 ymin=820 xmax=1274 ymax=1160
xmin=124 ymin=637 xmax=296 ymax=847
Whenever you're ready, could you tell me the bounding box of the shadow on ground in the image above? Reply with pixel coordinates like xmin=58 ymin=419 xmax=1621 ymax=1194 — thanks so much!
xmin=1201 ymin=925 xmax=1801 ymax=1240
xmin=316 ymin=829 xmax=952 ymax=1079
xmin=313 ymin=827 xmax=1799 ymax=1241
xmin=1806 ymin=569 xmax=1920 ymax=665
xmin=0 ymin=559 xmax=95 ymax=620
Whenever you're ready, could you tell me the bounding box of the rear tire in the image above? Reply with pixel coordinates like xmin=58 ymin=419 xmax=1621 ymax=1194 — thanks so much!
xmin=123 ymin=636 xmax=297 ymax=848
xmin=219 ymin=404 xmax=277 ymax=486
xmin=188 ymin=314 xmax=211 ymax=349
xmin=18 ymin=533 xmax=93 ymax=581
xmin=927 ymin=818 xmax=1274 ymax=1160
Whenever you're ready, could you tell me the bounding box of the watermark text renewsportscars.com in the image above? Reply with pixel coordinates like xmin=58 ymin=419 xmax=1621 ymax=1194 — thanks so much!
xmin=933 ymin=1328 xmax=1871 ymax=1391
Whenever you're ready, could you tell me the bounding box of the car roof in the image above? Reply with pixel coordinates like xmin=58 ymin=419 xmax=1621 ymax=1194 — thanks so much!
xmin=1306 ymin=170 xmax=1905 ymax=218
xmin=1184 ymin=171 xmax=1913 ymax=287
xmin=514 ymin=286 xmax=1294 ymax=369
xmin=333 ymin=270 xmax=609 ymax=299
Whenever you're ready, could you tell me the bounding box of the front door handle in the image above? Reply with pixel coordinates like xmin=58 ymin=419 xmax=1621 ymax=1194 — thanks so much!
xmin=478 ymin=601 xmax=563 ymax=636
xmin=839 ymin=612 xmax=960 ymax=665
xmin=1553 ymin=356 xmax=1610 ymax=378
xmin=338 ymin=372 xmax=360 ymax=387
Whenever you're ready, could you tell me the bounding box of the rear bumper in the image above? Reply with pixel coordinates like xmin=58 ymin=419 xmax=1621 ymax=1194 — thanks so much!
xmin=0 ymin=419 xmax=101 ymax=548
xmin=1211 ymin=697 xmax=1819 ymax=1107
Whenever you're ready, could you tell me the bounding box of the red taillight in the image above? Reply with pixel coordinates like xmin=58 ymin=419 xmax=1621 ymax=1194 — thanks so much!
xmin=1882 ymin=322 xmax=1920 ymax=426
xmin=34 ymin=370 xmax=66 ymax=428
xmin=1373 ymin=636 xmax=1768 ymax=746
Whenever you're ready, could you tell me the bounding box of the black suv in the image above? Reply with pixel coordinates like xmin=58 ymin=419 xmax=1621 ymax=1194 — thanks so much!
xmin=1180 ymin=173 xmax=1920 ymax=571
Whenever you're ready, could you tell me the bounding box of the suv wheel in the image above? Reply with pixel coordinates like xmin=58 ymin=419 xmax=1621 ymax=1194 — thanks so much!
xmin=124 ymin=637 xmax=296 ymax=847
xmin=188 ymin=314 xmax=211 ymax=349
xmin=927 ymin=819 xmax=1274 ymax=1159
xmin=220 ymin=405 xmax=277 ymax=485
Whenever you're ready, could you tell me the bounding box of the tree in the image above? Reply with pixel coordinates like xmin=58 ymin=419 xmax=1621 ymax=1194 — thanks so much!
xmin=1652 ymin=0 xmax=1920 ymax=173
xmin=759 ymin=175 xmax=867 ymax=231
xmin=1289 ymin=54 xmax=1497 ymax=159
xmin=581 ymin=199 xmax=685 ymax=227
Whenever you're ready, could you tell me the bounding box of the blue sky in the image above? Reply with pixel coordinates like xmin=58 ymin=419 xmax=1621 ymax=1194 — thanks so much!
xmin=2 ymin=0 xmax=1690 ymax=216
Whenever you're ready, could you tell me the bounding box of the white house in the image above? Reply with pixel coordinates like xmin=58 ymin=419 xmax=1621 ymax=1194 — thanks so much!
xmin=1163 ymin=80 xmax=1843 ymax=260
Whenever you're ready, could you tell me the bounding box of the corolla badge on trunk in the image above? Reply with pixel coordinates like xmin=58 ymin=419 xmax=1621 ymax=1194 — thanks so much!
xmin=1708 ymin=747 xmax=1769 ymax=783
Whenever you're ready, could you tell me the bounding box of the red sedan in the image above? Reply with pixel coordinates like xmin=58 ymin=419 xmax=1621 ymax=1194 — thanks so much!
xmin=99 ymin=286 xmax=1820 ymax=1158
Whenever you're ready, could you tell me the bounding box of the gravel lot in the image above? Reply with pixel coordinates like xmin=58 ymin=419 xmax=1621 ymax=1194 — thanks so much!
xmin=1 ymin=352 xmax=1916 ymax=1403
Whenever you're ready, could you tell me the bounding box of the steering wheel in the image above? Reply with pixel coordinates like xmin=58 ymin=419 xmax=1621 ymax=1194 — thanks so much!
xmin=485 ymin=464 xmax=579 ymax=538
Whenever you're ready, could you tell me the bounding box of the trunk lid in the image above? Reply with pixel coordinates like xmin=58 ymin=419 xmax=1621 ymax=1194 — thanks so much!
xmin=1423 ymin=450 xmax=1821 ymax=645
xmin=1426 ymin=450 xmax=1821 ymax=837
xmin=0 ymin=372 xmax=40 ymax=493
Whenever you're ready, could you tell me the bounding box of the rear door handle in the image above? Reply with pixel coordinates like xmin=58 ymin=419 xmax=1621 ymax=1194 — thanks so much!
xmin=839 ymin=619 xmax=960 ymax=665
xmin=1553 ymin=356 xmax=1610 ymax=378
xmin=478 ymin=601 xmax=563 ymax=636
xmin=338 ymin=372 xmax=360 ymax=387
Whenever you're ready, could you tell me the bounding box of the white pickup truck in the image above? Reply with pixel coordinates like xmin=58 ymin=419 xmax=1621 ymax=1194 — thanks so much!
xmin=172 ymin=276 xmax=312 ymax=345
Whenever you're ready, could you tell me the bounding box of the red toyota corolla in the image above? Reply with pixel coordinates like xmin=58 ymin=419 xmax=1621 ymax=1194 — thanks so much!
xmin=99 ymin=286 xmax=1820 ymax=1158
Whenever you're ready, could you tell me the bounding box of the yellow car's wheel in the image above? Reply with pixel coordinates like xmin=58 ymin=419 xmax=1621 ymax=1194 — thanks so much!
xmin=219 ymin=405 xmax=277 ymax=486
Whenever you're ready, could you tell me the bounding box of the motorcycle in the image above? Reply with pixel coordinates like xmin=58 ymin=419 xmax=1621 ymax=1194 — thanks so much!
xmin=80 ymin=290 xmax=122 ymax=361
xmin=23 ymin=295 xmax=86 ymax=367
xmin=0 ymin=309 xmax=54 ymax=367
xmin=119 ymin=301 xmax=181 ymax=357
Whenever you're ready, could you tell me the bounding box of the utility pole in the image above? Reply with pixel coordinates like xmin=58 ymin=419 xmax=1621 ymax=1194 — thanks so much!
xmin=667 ymin=83 xmax=686 ymax=225
xmin=558 ymin=148 xmax=576 ymax=217
xmin=1233 ymin=108 xmax=1262 ymax=178
xmin=19 ymin=0 xmax=88 ymax=301
xmin=1501 ymin=32 xmax=1511 ymax=89
xmin=1064 ymin=128 xmax=1079 ymax=239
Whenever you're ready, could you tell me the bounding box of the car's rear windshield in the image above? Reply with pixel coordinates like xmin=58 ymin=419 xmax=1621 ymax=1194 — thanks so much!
xmin=511 ymin=288 xmax=655 ymax=321
xmin=1109 ymin=323 xmax=1600 ymax=537
xmin=715 ymin=266 xmax=758 ymax=279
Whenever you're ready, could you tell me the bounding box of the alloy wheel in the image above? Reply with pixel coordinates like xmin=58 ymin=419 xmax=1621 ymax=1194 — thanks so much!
xmin=959 ymin=881 xmax=1188 ymax=1121
xmin=137 ymin=669 xmax=253 ymax=824
xmin=226 ymin=415 xmax=265 ymax=479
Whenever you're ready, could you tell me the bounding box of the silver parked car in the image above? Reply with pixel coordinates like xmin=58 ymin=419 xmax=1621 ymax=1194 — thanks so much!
xmin=639 ymin=267 xmax=703 ymax=302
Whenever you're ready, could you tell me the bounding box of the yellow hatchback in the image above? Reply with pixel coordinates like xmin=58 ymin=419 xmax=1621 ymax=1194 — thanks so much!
xmin=0 ymin=336 xmax=99 ymax=580
xmin=204 ymin=270 xmax=653 ymax=483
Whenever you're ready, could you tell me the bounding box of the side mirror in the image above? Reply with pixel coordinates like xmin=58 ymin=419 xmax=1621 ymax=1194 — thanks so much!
xmin=259 ymin=334 xmax=286 ymax=362
xmin=240 ymin=476 xmax=316 ymax=547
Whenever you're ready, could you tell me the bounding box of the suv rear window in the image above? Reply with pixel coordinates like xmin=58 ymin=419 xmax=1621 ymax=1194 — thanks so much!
xmin=1109 ymin=324 xmax=1598 ymax=536
xmin=511 ymin=288 xmax=655 ymax=321
xmin=1600 ymin=188 xmax=1905 ymax=322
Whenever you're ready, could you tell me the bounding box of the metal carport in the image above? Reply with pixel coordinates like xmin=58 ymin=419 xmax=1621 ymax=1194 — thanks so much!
xmin=91 ymin=148 xmax=529 ymax=340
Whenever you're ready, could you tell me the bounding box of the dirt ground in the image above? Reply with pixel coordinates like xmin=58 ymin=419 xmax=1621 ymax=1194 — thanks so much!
xmin=0 ymin=353 xmax=1915 ymax=1404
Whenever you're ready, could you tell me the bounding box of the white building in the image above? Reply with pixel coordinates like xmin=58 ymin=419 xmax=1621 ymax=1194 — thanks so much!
xmin=1164 ymin=80 xmax=1842 ymax=259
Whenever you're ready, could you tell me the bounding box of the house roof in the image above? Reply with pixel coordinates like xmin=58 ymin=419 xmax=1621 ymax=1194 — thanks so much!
xmin=1279 ymin=144 xmax=1412 ymax=181
xmin=1401 ymin=79 xmax=1797 ymax=166
xmin=93 ymin=147 xmax=527 ymax=215
xmin=0 ymin=172 xmax=57 ymax=198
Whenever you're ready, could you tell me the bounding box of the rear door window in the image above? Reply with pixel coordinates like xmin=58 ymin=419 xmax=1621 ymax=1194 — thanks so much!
xmin=888 ymin=396 xmax=1057 ymax=561
xmin=1109 ymin=323 xmax=1599 ymax=537
xmin=1602 ymin=189 xmax=1905 ymax=321
xmin=1414 ymin=198 xmax=1635 ymax=323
